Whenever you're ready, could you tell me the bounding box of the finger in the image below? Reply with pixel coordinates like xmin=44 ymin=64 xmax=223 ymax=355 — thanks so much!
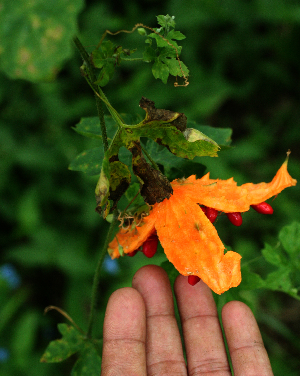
xmin=101 ymin=287 xmax=146 ymax=376
xmin=174 ymin=275 xmax=231 ymax=375
xmin=132 ymin=265 xmax=187 ymax=376
xmin=222 ymin=301 xmax=273 ymax=376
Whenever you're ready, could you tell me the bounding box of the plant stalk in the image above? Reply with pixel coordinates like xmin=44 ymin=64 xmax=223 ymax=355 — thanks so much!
xmin=73 ymin=36 xmax=109 ymax=152
xmin=141 ymin=144 xmax=160 ymax=171
xmin=86 ymin=209 xmax=119 ymax=338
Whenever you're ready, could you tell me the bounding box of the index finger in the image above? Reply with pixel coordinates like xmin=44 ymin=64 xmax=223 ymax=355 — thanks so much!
xmin=101 ymin=287 xmax=147 ymax=376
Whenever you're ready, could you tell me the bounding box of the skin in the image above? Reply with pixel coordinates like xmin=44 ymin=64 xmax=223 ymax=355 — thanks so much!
xmin=101 ymin=265 xmax=274 ymax=376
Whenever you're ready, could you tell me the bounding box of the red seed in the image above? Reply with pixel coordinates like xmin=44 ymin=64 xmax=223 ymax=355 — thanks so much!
xmin=251 ymin=202 xmax=274 ymax=215
xmin=226 ymin=212 xmax=243 ymax=226
xmin=188 ymin=275 xmax=201 ymax=286
xmin=127 ymin=249 xmax=139 ymax=257
xmin=142 ymin=232 xmax=158 ymax=258
xmin=205 ymin=207 xmax=218 ymax=223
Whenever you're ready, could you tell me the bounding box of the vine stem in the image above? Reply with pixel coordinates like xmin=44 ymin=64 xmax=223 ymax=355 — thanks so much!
xmin=73 ymin=36 xmax=109 ymax=152
xmin=140 ymin=143 xmax=160 ymax=171
xmin=86 ymin=209 xmax=119 ymax=338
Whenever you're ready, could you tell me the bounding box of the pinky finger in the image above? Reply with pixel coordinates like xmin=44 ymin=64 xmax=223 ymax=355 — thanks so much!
xmin=222 ymin=301 xmax=274 ymax=376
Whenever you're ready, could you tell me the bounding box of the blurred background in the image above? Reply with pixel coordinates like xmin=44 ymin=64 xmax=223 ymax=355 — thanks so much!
xmin=1 ymin=0 xmax=300 ymax=374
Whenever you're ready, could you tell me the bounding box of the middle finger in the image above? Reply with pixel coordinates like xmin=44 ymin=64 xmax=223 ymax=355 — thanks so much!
xmin=132 ymin=265 xmax=187 ymax=376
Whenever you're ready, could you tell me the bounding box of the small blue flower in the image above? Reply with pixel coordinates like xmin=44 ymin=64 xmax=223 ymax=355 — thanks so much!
xmin=0 ymin=347 xmax=9 ymax=363
xmin=103 ymin=256 xmax=120 ymax=275
xmin=0 ymin=264 xmax=21 ymax=289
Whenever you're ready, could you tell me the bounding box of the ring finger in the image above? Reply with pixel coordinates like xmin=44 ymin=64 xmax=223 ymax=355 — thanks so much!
xmin=174 ymin=275 xmax=231 ymax=375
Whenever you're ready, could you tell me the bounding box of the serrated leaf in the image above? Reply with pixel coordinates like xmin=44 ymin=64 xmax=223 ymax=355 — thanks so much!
xmin=70 ymin=114 xmax=220 ymax=180
xmin=156 ymin=15 xmax=176 ymax=29
xmin=279 ymin=222 xmax=300 ymax=256
xmin=161 ymin=57 xmax=189 ymax=77
xmin=41 ymin=324 xmax=84 ymax=363
xmin=188 ymin=122 xmax=232 ymax=146
xmin=72 ymin=117 xmax=103 ymax=140
xmin=72 ymin=116 xmax=118 ymax=140
xmin=95 ymin=62 xmax=115 ymax=87
xmin=112 ymin=123 xmax=219 ymax=160
xmin=166 ymin=30 xmax=186 ymax=40
xmin=264 ymin=268 xmax=298 ymax=297
xmin=91 ymin=50 xmax=106 ymax=69
xmin=259 ymin=222 xmax=300 ymax=299
xmin=148 ymin=33 xmax=170 ymax=48
xmin=71 ymin=342 xmax=101 ymax=376
xmin=95 ymin=70 xmax=110 ymax=87
xmin=152 ymin=60 xmax=169 ymax=83
xmin=0 ymin=0 xmax=84 ymax=81
xmin=262 ymin=242 xmax=286 ymax=267
xmin=240 ymin=266 xmax=265 ymax=290
xmin=143 ymin=46 xmax=157 ymax=62
xmin=69 ymin=147 xmax=103 ymax=176
xmin=144 ymin=139 xmax=206 ymax=180
xmin=91 ymin=41 xmax=115 ymax=66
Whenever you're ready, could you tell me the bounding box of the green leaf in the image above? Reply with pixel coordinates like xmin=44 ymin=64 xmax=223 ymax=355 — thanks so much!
xmin=279 ymin=222 xmax=300 ymax=257
xmin=144 ymin=139 xmax=206 ymax=180
xmin=188 ymin=122 xmax=232 ymax=146
xmin=260 ymin=222 xmax=300 ymax=299
xmin=108 ymin=161 xmax=131 ymax=204
xmin=72 ymin=117 xmax=104 ymax=140
xmin=41 ymin=324 xmax=84 ymax=363
xmin=265 ymin=268 xmax=299 ymax=299
xmin=156 ymin=15 xmax=176 ymax=29
xmin=148 ymin=33 xmax=170 ymax=48
xmin=71 ymin=342 xmax=101 ymax=376
xmin=262 ymin=242 xmax=286 ymax=267
xmin=240 ymin=266 xmax=266 ymax=290
xmin=92 ymin=41 xmax=116 ymax=67
xmin=161 ymin=57 xmax=189 ymax=77
xmin=99 ymin=40 xmax=115 ymax=58
xmin=143 ymin=46 xmax=157 ymax=62
xmin=166 ymin=29 xmax=186 ymax=41
xmin=68 ymin=147 xmax=103 ymax=176
xmin=72 ymin=116 xmax=118 ymax=140
xmin=112 ymin=123 xmax=219 ymax=160
xmin=95 ymin=70 xmax=110 ymax=87
xmin=0 ymin=0 xmax=84 ymax=81
xmin=95 ymin=62 xmax=116 ymax=87
xmin=70 ymin=114 xmax=220 ymax=180
xmin=152 ymin=60 xmax=169 ymax=83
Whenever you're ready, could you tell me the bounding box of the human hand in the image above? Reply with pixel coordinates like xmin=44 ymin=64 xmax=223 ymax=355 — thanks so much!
xmin=101 ymin=265 xmax=273 ymax=376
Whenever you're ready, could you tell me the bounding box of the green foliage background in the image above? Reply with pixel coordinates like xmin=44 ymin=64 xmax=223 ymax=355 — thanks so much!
xmin=1 ymin=0 xmax=300 ymax=375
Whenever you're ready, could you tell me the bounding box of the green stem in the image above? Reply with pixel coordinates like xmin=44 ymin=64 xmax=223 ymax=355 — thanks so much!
xmin=95 ymin=94 xmax=109 ymax=152
xmin=86 ymin=209 xmax=119 ymax=338
xmin=73 ymin=36 xmax=109 ymax=152
xmin=141 ymin=144 xmax=160 ymax=171
xmin=122 ymin=57 xmax=144 ymax=62
xmin=73 ymin=36 xmax=90 ymax=64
